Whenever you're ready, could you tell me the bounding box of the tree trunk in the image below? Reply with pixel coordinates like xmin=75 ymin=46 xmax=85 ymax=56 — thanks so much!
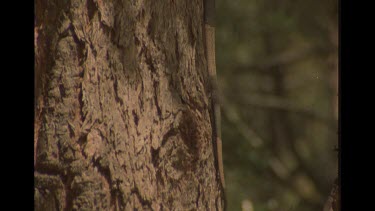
xmin=34 ymin=0 xmax=223 ymax=210
xmin=323 ymin=178 xmax=339 ymax=211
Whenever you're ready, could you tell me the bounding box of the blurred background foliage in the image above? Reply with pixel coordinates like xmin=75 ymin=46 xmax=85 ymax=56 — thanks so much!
xmin=216 ymin=0 xmax=338 ymax=210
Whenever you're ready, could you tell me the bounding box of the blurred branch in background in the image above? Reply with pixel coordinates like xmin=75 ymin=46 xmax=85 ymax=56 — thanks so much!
xmin=222 ymin=97 xmax=264 ymax=148
xmin=235 ymin=93 xmax=336 ymax=131
xmin=232 ymin=47 xmax=318 ymax=74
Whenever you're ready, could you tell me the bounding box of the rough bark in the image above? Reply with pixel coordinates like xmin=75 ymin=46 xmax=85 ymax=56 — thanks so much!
xmin=323 ymin=178 xmax=339 ymax=211
xmin=34 ymin=0 xmax=223 ymax=210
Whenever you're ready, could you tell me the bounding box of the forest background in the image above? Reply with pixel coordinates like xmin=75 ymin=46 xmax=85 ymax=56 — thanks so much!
xmin=216 ymin=0 xmax=338 ymax=210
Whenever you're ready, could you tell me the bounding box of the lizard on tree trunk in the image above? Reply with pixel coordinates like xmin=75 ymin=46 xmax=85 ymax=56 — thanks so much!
xmin=203 ymin=0 xmax=226 ymax=209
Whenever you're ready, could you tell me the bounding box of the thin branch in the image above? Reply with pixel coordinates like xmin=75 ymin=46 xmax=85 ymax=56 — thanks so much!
xmin=233 ymin=94 xmax=337 ymax=131
xmin=232 ymin=47 xmax=316 ymax=74
xmin=221 ymin=96 xmax=265 ymax=148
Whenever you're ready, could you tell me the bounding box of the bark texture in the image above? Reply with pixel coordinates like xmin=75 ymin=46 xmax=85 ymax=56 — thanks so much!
xmin=323 ymin=179 xmax=339 ymax=211
xmin=34 ymin=0 xmax=223 ymax=210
